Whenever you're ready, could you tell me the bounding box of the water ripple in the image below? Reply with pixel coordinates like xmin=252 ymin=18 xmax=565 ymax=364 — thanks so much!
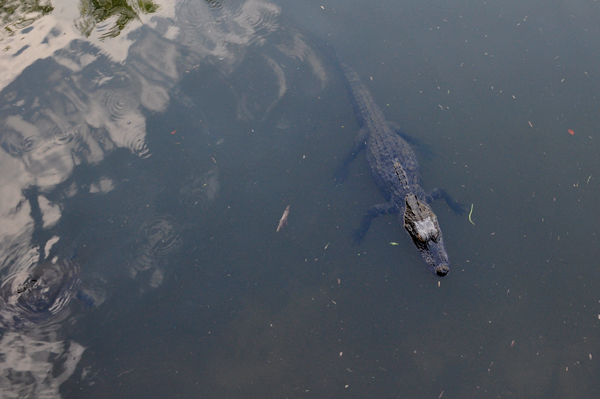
xmin=128 ymin=214 xmax=182 ymax=289
xmin=97 ymin=90 xmax=137 ymax=123
xmin=51 ymin=123 xmax=83 ymax=146
xmin=94 ymin=89 xmax=150 ymax=158
xmin=19 ymin=135 xmax=43 ymax=153
xmin=0 ymin=257 xmax=81 ymax=330
xmin=140 ymin=215 xmax=183 ymax=257
xmin=177 ymin=0 xmax=282 ymax=63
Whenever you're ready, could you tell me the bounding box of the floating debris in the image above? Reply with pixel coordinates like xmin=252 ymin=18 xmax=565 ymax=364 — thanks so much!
xmin=277 ymin=205 xmax=290 ymax=232
xmin=468 ymin=204 xmax=475 ymax=225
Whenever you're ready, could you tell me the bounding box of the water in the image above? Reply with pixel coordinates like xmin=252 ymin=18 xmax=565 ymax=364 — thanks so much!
xmin=0 ymin=0 xmax=599 ymax=397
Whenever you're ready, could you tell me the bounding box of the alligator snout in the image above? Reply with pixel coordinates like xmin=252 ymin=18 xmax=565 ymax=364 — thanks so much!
xmin=434 ymin=264 xmax=449 ymax=277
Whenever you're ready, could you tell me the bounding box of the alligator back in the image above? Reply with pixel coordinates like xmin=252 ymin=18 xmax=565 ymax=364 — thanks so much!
xmin=336 ymin=58 xmax=461 ymax=277
xmin=340 ymin=62 xmax=424 ymax=203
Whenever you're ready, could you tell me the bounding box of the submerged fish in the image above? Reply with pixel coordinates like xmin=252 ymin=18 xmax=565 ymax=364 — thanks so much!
xmin=277 ymin=205 xmax=290 ymax=232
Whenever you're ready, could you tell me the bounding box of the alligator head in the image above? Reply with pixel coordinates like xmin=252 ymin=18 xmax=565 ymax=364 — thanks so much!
xmin=403 ymin=193 xmax=450 ymax=277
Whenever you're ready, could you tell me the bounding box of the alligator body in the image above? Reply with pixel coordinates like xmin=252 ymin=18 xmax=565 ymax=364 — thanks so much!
xmin=336 ymin=62 xmax=463 ymax=277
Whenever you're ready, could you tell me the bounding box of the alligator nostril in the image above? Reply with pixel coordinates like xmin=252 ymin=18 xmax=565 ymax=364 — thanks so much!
xmin=436 ymin=265 xmax=449 ymax=277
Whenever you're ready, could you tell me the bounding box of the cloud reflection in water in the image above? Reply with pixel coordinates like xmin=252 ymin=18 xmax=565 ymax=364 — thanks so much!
xmin=0 ymin=0 xmax=330 ymax=395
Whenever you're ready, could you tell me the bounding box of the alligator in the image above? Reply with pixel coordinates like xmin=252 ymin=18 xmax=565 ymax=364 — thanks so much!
xmin=335 ymin=61 xmax=463 ymax=277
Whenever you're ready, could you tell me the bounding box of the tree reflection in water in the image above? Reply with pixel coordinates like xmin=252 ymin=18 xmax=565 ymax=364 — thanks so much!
xmin=0 ymin=0 xmax=53 ymax=39
xmin=75 ymin=0 xmax=160 ymax=39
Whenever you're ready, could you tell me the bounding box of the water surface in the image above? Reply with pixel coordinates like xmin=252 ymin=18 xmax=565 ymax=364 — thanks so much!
xmin=1 ymin=0 xmax=599 ymax=398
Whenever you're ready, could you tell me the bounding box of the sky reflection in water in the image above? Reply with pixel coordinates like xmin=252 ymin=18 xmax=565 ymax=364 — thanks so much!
xmin=1 ymin=0 xmax=600 ymax=398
